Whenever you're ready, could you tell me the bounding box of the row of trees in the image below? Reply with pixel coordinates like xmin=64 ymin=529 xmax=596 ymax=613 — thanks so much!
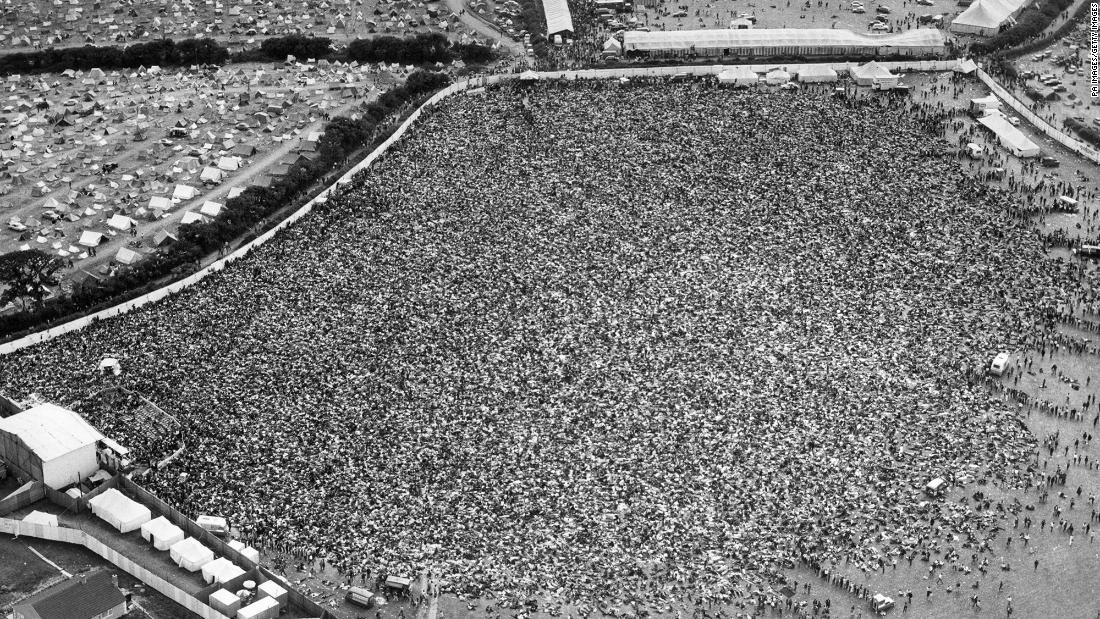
xmin=0 ymin=38 xmax=229 ymax=75
xmin=0 ymin=34 xmax=494 ymax=76
xmin=970 ymin=0 xmax=1076 ymax=56
xmin=1066 ymin=118 xmax=1100 ymax=149
xmin=0 ymin=69 xmax=453 ymax=339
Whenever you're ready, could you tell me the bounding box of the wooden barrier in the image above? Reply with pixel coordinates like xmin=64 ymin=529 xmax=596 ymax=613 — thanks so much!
xmin=0 ymin=481 xmax=44 ymax=516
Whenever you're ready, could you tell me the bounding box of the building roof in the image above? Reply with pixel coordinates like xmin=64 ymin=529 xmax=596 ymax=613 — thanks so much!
xmin=542 ymin=0 xmax=574 ymax=35
xmin=622 ymin=28 xmax=945 ymax=52
xmin=15 ymin=570 xmax=125 ymax=619
xmin=0 ymin=404 xmax=103 ymax=462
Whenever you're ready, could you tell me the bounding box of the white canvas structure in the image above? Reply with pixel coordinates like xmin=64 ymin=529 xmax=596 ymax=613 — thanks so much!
xmin=765 ymin=68 xmax=790 ymax=85
xmin=23 ymin=510 xmax=59 ymax=527
xmin=210 ymin=589 xmax=242 ymax=616
xmin=200 ymin=167 xmax=224 ymax=183
xmin=202 ymin=557 xmax=235 ymax=584
xmin=542 ymin=0 xmax=574 ymax=36
xmin=78 ymin=230 xmax=104 ymax=247
xmin=954 ymin=58 xmax=978 ymax=73
xmin=795 ymin=65 xmax=838 ymax=82
xmin=237 ymin=596 xmax=280 ymax=619
xmin=257 ymin=580 xmax=288 ymax=607
xmin=0 ymin=404 xmax=103 ymax=489
xmin=199 ymin=201 xmax=224 ymax=217
xmin=140 ymin=516 xmax=185 ymax=550
xmin=172 ymin=184 xmax=199 ymax=201
xmin=970 ymin=94 xmax=1001 ymax=114
xmin=978 ymin=114 xmax=1040 ymax=157
xmin=602 ymin=37 xmax=623 ymax=55
xmin=950 ymin=0 xmax=1027 ymax=36
xmin=717 ymin=66 xmax=757 ymax=85
xmin=170 ymin=537 xmax=215 ymax=571
xmin=88 ymin=488 xmax=152 ymax=533
xmin=180 ymin=211 xmax=209 ymax=225
xmin=115 ymin=246 xmax=142 ymax=266
xmin=623 ymin=28 xmax=944 ymax=56
xmin=106 ymin=214 xmax=137 ymax=230
xmin=149 ymin=196 xmax=173 ymax=211
xmin=217 ymin=156 xmax=241 ymax=172
xmin=850 ymin=61 xmax=898 ymax=86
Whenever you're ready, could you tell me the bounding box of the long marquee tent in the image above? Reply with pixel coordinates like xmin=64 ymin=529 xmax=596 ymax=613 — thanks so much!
xmin=622 ymin=28 xmax=945 ymax=57
xmin=542 ymin=0 xmax=574 ymax=38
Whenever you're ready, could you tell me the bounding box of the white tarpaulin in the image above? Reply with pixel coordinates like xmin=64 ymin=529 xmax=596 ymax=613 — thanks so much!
xmin=88 ymin=488 xmax=151 ymax=533
xmin=978 ymin=114 xmax=1040 ymax=157
xmin=140 ymin=516 xmax=185 ymax=551
xmin=170 ymin=537 xmax=215 ymax=571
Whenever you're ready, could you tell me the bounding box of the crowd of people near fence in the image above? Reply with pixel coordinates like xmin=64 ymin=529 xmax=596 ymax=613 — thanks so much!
xmin=0 ymin=77 xmax=1097 ymax=616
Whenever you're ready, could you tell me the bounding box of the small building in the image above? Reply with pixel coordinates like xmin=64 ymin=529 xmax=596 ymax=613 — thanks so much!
xmin=12 ymin=570 xmax=127 ymax=619
xmin=0 ymin=404 xmax=103 ymax=489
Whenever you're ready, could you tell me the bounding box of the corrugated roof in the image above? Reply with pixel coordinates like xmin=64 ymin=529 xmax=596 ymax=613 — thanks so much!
xmin=0 ymin=403 xmax=103 ymax=461
xmin=623 ymin=28 xmax=945 ymax=52
xmin=16 ymin=570 xmax=125 ymax=619
xmin=542 ymin=0 xmax=573 ymax=35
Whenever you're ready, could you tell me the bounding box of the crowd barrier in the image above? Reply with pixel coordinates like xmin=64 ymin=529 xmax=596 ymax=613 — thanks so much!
xmin=0 ymin=59 xmax=1057 ymax=356
xmin=975 ymin=68 xmax=1100 ymax=166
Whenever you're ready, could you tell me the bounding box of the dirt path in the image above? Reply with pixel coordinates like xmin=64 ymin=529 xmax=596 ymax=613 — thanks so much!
xmin=442 ymin=0 xmax=527 ymax=56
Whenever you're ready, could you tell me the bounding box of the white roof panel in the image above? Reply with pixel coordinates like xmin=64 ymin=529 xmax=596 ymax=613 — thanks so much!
xmin=0 ymin=403 xmax=103 ymax=461
xmin=543 ymin=0 xmax=573 ymax=35
xmin=623 ymin=28 xmax=944 ymax=52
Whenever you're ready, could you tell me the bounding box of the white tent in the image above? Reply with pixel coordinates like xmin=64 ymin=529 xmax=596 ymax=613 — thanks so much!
xmin=199 ymin=167 xmax=224 ymax=183
xmin=201 ymin=557 xmax=235 ymax=584
xmin=850 ymin=61 xmax=897 ymax=86
xmin=602 ymin=37 xmax=622 ymax=55
xmin=978 ymin=114 xmax=1040 ymax=157
xmin=950 ymin=0 xmax=1027 ymax=36
xmin=172 ymin=184 xmax=199 ymax=201
xmin=238 ymin=597 xmax=280 ymax=619
xmin=796 ymin=65 xmax=838 ymax=83
xmin=23 ymin=510 xmax=59 ymax=527
xmin=180 ymin=211 xmax=208 ymax=225
xmin=216 ymin=156 xmax=241 ymax=172
xmin=765 ymin=68 xmax=791 ymax=85
xmin=88 ymin=488 xmax=151 ymax=533
xmin=148 ymin=196 xmax=174 ymax=211
xmin=623 ymin=28 xmax=944 ymax=56
xmin=106 ymin=214 xmax=137 ymax=230
xmin=170 ymin=537 xmax=215 ymax=571
xmin=140 ymin=516 xmax=185 ymax=550
xmin=199 ymin=201 xmax=224 ymax=217
xmin=115 ymin=246 xmax=142 ymax=265
xmin=717 ymin=66 xmax=757 ymax=86
xmin=78 ymin=230 xmax=104 ymax=247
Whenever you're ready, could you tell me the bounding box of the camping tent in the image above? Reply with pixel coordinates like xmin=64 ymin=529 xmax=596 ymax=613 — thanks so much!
xmin=88 ymin=488 xmax=151 ymax=533
xmin=796 ymin=65 xmax=838 ymax=83
xmin=850 ymin=61 xmax=897 ymax=86
xmin=950 ymin=0 xmax=1026 ymax=36
xmin=78 ymin=230 xmax=104 ymax=247
xmin=199 ymin=201 xmax=224 ymax=217
xmin=180 ymin=211 xmax=208 ymax=225
xmin=149 ymin=196 xmax=174 ymax=211
xmin=140 ymin=516 xmax=185 ymax=550
xmin=172 ymin=184 xmax=198 ymax=201
xmin=106 ymin=214 xmax=137 ymax=231
xmin=170 ymin=537 xmax=215 ymax=571
xmin=199 ymin=167 xmax=224 ymax=183
xmin=977 ymin=114 xmax=1040 ymax=157
xmin=717 ymin=66 xmax=757 ymax=86
xmin=216 ymin=156 xmax=241 ymax=171
xmin=765 ymin=68 xmax=791 ymax=85
xmin=115 ymin=246 xmax=142 ymax=266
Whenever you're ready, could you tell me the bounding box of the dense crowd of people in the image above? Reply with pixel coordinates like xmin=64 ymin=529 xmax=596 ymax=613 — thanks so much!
xmin=0 ymin=79 xmax=1093 ymax=614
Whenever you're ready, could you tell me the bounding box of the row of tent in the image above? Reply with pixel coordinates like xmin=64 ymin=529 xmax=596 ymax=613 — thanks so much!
xmin=713 ymin=61 xmax=900 ymax=86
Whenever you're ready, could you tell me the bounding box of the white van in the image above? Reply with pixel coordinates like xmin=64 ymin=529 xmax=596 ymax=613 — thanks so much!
xmin=966 ymin=143 xmax=983 ymax=159
xmin=925 ymin=478 xmax=947 ymax=497
xmin=989 ymin=352 xmax=1010 ymax=376
xmin=1055 ymin=195 xmax=1078 ymax=212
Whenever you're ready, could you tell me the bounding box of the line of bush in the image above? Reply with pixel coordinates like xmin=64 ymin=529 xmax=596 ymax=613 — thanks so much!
xmin=0 ymin=69 xmax=452 ymax=341
xmin=969 ymin=0 xmax=1077 ymax=56
xmin=0 ymin=33 xmax=495 ymax=76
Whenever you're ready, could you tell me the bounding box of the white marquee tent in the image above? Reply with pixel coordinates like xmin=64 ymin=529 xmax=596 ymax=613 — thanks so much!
xmin=850 ymin=61 xmax=898 ymax=86
xmin=795 ymin=65 xmax=839 ymax=82
xmin=170 ymin=537 xmax=215 ymax=571
xmin=141 ymin=516 xmax=185 ymax=550
xmin=717 ymin=66 xmax=758 ymax=86
xmin=978 ymin=114 xmax=1040 ymax=157
xmin=765 ymin=68 xmax=791 ymax=85
xmin=623 ymin=28 xmax=945 ymax=56
xmin=950 ymin=0 xmax=1027 ymax=36
xmin=88 ymin=488 xmax=152 ymax=533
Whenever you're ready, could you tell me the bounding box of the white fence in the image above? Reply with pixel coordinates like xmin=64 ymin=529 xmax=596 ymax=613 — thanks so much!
xmin=0 ymin=61 xmax=1029 ymax=355
xmin=975 ymin=68 xmax=1100 ymax=165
